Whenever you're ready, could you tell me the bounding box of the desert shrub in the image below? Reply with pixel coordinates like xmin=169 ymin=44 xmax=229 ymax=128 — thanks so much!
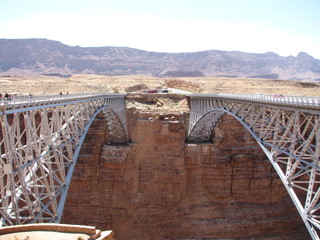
xmin=297 ymin=81 xmax=319 ymax=88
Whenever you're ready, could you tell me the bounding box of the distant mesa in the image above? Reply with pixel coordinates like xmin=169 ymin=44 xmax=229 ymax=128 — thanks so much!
xmin=0 ymin=38 xmax=320 ymax=81
xmin=248 ymin=73 xmax=279 ymax=79
xmin=163 ymin=70 xmax=205 ymax=77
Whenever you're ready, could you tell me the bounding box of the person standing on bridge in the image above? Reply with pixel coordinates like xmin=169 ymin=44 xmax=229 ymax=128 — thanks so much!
xmin=4 ymin=93 xmax=10 ymax=101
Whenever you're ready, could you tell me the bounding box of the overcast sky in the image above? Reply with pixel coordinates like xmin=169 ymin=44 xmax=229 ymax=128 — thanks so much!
xmin=1 ymin=0 xmax=319 ymax=59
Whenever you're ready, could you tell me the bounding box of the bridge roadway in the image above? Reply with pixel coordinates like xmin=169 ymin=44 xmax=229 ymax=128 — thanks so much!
xmin=1 ymin=92 xmax=320 ymax=239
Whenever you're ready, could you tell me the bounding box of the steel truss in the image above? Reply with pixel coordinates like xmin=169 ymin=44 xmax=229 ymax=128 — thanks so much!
xmin=0 ymin=94 xmax=127 ymax=226
xmin=187 ymin=94 xmax=320 ymax=240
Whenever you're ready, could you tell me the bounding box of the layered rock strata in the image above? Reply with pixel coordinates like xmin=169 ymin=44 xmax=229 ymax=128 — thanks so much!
xmin=62 ymin=109 xmax=309 ymax=239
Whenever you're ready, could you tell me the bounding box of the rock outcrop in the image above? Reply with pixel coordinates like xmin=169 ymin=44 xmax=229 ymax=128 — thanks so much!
xmin=61 ymin=108 xmax=309 ymax=239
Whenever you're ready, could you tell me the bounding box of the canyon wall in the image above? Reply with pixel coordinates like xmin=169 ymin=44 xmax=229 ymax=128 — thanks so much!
xmin=61 ymin=108 xmax=309 ymax=239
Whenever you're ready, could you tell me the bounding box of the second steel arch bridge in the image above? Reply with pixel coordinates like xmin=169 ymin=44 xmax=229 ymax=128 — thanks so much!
xmin=187 ymin=93 xmax=320 ymax=240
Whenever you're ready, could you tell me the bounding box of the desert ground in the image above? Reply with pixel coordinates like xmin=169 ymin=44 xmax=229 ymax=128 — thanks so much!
xmin=1 ymin=74 xmax=320 ymax=97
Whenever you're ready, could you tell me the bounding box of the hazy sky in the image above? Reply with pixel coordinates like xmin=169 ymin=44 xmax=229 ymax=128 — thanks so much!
xmin=1 ymin=0 xmax=319 ymax=58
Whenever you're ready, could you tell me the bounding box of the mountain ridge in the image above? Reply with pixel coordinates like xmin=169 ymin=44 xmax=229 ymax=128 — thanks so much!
xmin=1 ymin=38 xmax=320 ymax=80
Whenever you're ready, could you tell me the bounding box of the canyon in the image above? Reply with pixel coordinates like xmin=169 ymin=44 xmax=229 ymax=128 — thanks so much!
xmin=61 ymin=95 xmax=310 ymax=239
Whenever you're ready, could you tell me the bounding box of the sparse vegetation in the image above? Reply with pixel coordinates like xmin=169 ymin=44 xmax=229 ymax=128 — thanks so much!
xmin=296 ymin=81 xmax=319 ymax=88
xmin=0 ymin=74 xmax=320 ymax=97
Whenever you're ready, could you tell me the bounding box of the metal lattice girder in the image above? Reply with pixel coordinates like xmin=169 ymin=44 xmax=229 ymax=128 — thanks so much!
xmin=187 ymin=93 xmax=320 ymax=240
xmin=0 ymin=93 xmax=127 ymax=226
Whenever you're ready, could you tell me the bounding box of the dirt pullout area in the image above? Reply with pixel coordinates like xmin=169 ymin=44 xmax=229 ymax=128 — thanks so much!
xmin=0 ymin=74 xmax=319 ymax=96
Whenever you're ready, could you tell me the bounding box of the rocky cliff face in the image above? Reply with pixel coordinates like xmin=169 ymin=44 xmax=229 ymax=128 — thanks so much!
xmin=1 ymin=38 xmax=320 ymax=80
xmin=61 ymin=108 xmax=309 ymax=239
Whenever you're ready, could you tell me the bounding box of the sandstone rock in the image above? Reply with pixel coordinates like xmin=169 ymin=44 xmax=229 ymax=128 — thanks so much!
xmin=62 ymin=109 xmax=309 ymax=240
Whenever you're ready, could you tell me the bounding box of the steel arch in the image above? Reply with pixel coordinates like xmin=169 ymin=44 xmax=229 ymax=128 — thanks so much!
xmin=0 ymin=94 xmax=127 ymax=226
xmin=187 ymin=94 xmax=320 ymax=240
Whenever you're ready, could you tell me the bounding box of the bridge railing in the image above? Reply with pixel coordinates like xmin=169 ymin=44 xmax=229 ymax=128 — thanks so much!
xmin=0 ymin=93 xmax=125 ymax=113
xmin=189 ymin=93 xmax=320 ymax=110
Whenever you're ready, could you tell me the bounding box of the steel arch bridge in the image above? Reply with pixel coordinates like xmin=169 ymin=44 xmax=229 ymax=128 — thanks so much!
xmin=187 ymin=93 xmax=320 ymax=240
xmin=0 ymin=93 xmax=127 ymax=227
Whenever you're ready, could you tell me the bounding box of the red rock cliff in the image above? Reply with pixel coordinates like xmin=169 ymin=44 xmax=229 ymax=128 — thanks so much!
xmin=61 ymin=108 xmax=309 ymax=239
